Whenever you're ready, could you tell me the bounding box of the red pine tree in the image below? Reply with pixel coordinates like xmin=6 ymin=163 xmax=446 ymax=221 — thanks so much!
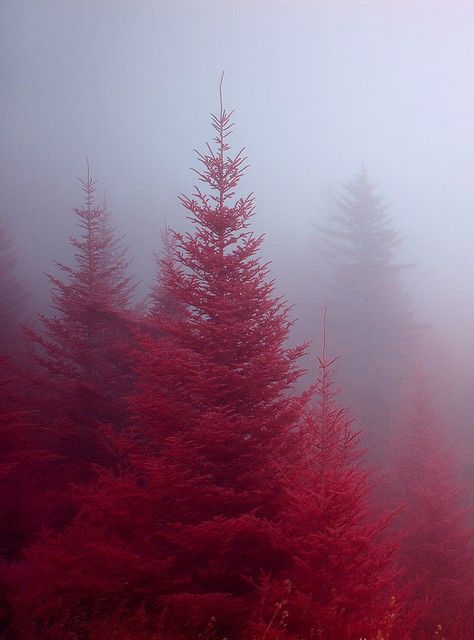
xmin=9 ymin=85 xmax=306 ymax=639
xmin=26 ymin=165 xmax=136 ymax=462
xmin=266 ymin=322 xmax=411 ymax=640
xmin=391 ymin=377 xmax=474 ymax=638
xmin=1 ymin=168 xmax=139 ymax=573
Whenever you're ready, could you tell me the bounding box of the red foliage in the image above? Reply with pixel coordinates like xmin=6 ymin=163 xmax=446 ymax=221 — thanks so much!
xmin=0 ymin=357 xmax=68 ymax=634
xmin=7 ymin=91 xmax=307 ymax=638
xmin=25 ymin=166 xmax=136 ymax=461
xmin=4 ymin=88 xmax=471 ymax=640
xmin=0 ymin=358 xmax=34 ymax=558
xmin=148 ymin=223 xmax=183 ymax=321
xmin=0 ymin=169 xmax=139 ymax=585
xmin=0 ymin=228 xmax=53 ymax=565
xmin=267 ymin=331 xmax=411 ymax=640
xmin=391 ymin=377 xmax=474 ymax=638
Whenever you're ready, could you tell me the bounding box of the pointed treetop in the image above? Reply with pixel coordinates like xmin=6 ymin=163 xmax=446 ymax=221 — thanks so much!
xmin=317 ymin=307 xmax=338 ymax=372
xmin=219 ymin=70 xmax=225 ymax=116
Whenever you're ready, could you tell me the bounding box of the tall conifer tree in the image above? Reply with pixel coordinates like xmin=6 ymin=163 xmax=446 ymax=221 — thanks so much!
xmin=27 ymin=166 xmax=136 ymax=449
xmin=10 ymin=84 xmax=306 ymax=639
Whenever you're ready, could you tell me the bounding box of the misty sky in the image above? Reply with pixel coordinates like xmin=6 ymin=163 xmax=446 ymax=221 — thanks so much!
xmin=2 ymin=1 xmax=474 ymax=407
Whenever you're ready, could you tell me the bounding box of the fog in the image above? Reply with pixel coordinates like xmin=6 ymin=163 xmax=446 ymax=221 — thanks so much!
xmin=2 ymin=0 xmax=474 ymax=429
xmin=5 ymin=3 xmax=474 ymax=636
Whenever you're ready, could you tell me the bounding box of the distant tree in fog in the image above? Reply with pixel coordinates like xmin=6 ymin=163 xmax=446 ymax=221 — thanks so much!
xmin=391 ymin=377 xmax=474 ymax=639
xmin=0 ymin=219 xmax=26 ymax=355
xmin=25 ymin=165 xmax=136 ymax=466
xmin=148 ymin=223 xmax=182 ymax=320
xmin=319 ymin=168 xmax=418 ymax=457
xmin=0 ymin=225 xmax=56 ymax=572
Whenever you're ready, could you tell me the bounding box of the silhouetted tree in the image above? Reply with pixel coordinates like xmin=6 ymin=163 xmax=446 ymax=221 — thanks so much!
xmin=319 ymin=169 xmax=418 ymax=456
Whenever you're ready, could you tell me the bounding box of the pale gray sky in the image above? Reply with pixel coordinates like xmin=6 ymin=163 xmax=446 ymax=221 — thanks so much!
xmin=2 ymin=1 xmax=474 ymax=424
